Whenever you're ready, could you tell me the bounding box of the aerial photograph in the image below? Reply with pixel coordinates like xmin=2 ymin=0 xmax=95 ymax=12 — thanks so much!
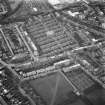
xmin=0 ymin=0 xmax=105 ymax=105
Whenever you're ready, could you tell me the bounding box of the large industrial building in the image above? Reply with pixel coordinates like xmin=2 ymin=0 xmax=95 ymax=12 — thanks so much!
xmin=0 ymin=0 xmax=105 ymax=105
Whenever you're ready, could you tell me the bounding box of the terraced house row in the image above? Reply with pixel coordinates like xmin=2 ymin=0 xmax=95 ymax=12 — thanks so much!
xmin=25 ymin=13 xmax=78 ymax=57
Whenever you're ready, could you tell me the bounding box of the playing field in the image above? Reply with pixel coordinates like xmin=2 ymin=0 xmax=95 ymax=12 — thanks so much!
xmin=29 ymin=71 xmax=75 ymax=105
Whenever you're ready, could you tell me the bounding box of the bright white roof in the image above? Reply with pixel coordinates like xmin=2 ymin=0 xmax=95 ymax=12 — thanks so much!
xmin=48 ymin=0 xmax=60 ymax=5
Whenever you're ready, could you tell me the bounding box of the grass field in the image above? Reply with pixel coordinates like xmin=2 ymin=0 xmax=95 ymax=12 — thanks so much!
xmin=29 ymin=71 xmax=75 ymax=105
